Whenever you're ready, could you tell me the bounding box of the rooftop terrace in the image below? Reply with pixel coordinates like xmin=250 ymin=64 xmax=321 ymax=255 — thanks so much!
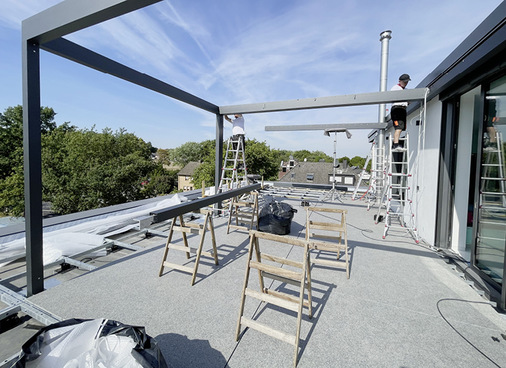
xmin=2 ymin=189 xmax=505 ymax=367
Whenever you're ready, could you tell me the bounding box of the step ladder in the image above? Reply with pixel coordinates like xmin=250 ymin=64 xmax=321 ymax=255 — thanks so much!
xmin=480 ymin=131 xmax=505 ymax=208
xmin=218 ymin=136 xmax=248 ymax=193
xmin=227 ymin=191 xmax=259 ymax=234
xmin=377 ymin=133 xmax=419 ymax=243
xmin=477 ymin=131 xmax=505 ymax=256
xmin=236 ymin=230 xmax=312 ymax=367
xmin=351 ymin=141 xmax=384 ymax=209
xmin=158 ymin=210 xmax=218 ymax=285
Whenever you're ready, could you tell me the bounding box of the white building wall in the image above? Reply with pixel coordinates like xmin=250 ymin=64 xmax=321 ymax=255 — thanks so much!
xmin=402 ymin=98 xmax=442 ymax=246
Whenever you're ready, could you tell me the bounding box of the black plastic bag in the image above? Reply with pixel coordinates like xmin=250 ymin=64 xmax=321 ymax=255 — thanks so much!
xmin=258 ymin=201 xmax=297 ymax=235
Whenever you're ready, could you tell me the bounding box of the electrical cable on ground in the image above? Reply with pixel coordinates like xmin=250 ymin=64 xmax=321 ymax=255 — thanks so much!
xmin=437 ymin=298 xmax=502 ymax=368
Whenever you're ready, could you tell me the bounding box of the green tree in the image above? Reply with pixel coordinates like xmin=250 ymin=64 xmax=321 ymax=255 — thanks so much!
xmin=192 ymin=161 xmax=216 ymax=189
xmin=42 ymin=126 xmax=159 ymax=214
xmin=142 ymin=167 xmax=179 ymax=196
xmin=350 ymin=156 xmax=366 ymax=168
xmin=170 ymin=141 xmax=205 ymax=167
xmin=338 ymin=156 xmax=351 ymax=164
xmin=245 ymin=139 xmax=279 ymax=180
xmin=271 ymin=149 xmax=292 ymax=167
xmin=156 ymin=148 xmax=172 ymax=167
xmin=0 ymin=105 xmax=57 ymax=216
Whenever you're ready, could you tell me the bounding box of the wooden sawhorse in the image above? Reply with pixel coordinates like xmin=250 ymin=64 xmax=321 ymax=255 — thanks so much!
xmin=305 ymin=206 xmax=349 ymax=278
xmin=158 ymin=210 xmax=218 ymax=285
xmin=227 ymin=191 xmax=259 ymax=234
xmin=236 ymin=230 xmax=312 ymax=367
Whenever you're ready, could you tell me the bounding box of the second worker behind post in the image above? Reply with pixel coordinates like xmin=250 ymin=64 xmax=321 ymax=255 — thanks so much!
xmin=390 ymin=74 xmax=411 ymax=152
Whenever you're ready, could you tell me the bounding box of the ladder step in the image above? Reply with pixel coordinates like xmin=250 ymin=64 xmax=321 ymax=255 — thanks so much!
xmin=240 ymin=316 xmax=296 ymax=346
xmin=312 ymin=258 xmax=346 ymax=268
xmin=229 ymin=224 xmax=250 ymax=231
xmin=249 ymin=261 xmax=303 ymax=282
xmin=162 ymin=262 xmax=194 ymax=274
xmin=167 ymin=244 xmax=196 ymax=253
xmin=245 ymin=288 xmax=299 ymax=313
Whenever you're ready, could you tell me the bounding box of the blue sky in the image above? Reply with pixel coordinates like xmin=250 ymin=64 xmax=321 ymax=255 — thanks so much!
xmin=0 ymin=0 xmax=502 ymax=158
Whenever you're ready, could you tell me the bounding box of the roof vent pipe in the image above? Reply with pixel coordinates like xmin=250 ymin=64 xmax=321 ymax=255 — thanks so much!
xmin=376 ymin=30 xmax=391 ymax=203
xmin=378 ymin=30 xmax=391 ymax=123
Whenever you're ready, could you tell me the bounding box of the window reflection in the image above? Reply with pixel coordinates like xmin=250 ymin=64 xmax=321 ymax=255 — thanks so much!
xmin=476 ymin=76 xmax=506 ymax=285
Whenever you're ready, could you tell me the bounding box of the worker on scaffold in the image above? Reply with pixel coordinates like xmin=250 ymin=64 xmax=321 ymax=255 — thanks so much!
xmin=390 ymin=74 xmax=411 ymax=152
xmin=224 ymin=114 xmax=246 ymax=151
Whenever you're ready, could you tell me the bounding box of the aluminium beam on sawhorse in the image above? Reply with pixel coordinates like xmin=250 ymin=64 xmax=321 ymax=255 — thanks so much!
xmin=236 ymin=230 xmax=313 ymax=367
xmin=158 ymin=210 xmax=218 ymax=285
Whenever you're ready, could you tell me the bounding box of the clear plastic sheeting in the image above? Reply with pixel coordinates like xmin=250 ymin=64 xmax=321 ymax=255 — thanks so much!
xmin=0 ymin=194 xmax=188 ymax=268
xmin=15 ymin=318 xmax=168 ymax=368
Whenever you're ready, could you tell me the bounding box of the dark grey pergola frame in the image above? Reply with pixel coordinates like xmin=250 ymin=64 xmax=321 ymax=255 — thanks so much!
xmin=22 ymin=0 xmax=428 ymax=295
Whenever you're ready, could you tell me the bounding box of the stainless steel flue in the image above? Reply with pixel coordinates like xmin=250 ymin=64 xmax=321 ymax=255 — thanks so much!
xmin=376 ymin=30 xmax=391 ymax=203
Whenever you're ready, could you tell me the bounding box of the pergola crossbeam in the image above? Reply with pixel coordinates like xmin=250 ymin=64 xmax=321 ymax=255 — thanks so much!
xmin=22 ymin=0 xmax=162 ymax=43
xmin=220 ymin=88 xmax=428 ymax=114
xmin=265 ymin=123 xmax=388 ymax=131
xmin=42 ymin=38 xmax=218 ymax=114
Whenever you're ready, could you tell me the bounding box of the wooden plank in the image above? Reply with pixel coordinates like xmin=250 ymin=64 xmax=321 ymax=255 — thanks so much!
xmin=260 ymin=271 xmax=301 ymax=287
xmin=162 ymin=261 xmax=193 ymax=274
xmin=250 ymin=261 xmax=302 ymax=282
xmin=312 ymin=258 xmax=346 ymax=268
xmin=261 ymin=253 xmax=303 ymax=269
xmin=265 ymin=289 xmax=311 ymax=309
xmin=307 ymin=206 xmax=347 ymax=214
xmin=240 ymin=317 xmax=296 ymax=346
xmin=309 ymin=233 xmax=342 ymax=242
xmin=308 ymin=221 xmax=344 ymax=231
xmin=172 ymin=226 xmax=202 ymax=235
xmin=167 ymin=244 xmax=197 ymax=254
xmin=245 ymin=288 xmax=299 ymax=313
xmin=249 ymin=230 xmax=308 ymax=248
xmin=229 ymin=224 xmax=249 ymax=231
xmin=310 ymin=241 xmax=344 ymax=252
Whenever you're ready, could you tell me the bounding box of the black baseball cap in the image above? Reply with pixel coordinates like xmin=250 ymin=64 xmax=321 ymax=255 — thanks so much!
xmin=399 ymin=74 xmax=411 ymax=81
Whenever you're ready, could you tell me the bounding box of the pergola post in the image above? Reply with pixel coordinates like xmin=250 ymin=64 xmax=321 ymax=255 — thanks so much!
xmin=22 ymin=38 xmax=44 ymax=296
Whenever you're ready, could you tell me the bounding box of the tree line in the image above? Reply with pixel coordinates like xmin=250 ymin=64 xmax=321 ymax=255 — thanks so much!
xmin=0 ymin=105 xmax=369 ymax=218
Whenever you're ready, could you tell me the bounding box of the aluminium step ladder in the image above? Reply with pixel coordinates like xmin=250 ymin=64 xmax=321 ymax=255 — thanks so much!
xmin=477 ymin=131 xmax=505 ymax=265
xmin=352 ymin=141 xmax=384 ymax=210
xmin=377 ymin=133 xmax=419 ymax=243
xmin=218 ymin=136 xmax=248 ymax=193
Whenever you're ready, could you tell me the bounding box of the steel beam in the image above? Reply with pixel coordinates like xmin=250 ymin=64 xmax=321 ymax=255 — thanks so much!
xmin=265 ymin=122 xmax=388 ymax=131
xmin=220 ymin=88 xmax=428 ymax=115
xmin=42 ymin=38 xmax=218 ymax=114
xmin=22 ymin=40 xmax=44 ymax=297
xmin=151 ymin=183 xmax=261 ymax=223
xmin=215 ymin=114 xmax=224 ymax=193
xmin=0 ymin=285 xmax=61 ymax=326
xmin=22 ymin=0 xmax=162 ymax=44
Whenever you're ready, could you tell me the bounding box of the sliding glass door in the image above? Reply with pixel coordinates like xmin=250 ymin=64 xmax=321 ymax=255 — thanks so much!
xmin=475 ymin=76 xmax=506 ymax=286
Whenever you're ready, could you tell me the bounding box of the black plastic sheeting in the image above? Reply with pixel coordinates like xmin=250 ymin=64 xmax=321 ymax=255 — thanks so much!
xmin=258 ymin=201 xmax=297 ymax=235
xmin=14 ymin=318 xmax=168 ymax=368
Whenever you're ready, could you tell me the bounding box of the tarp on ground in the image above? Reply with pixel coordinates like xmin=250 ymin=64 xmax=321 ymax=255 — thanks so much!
xmin=14 ymin=318 xmax=169 ymax=368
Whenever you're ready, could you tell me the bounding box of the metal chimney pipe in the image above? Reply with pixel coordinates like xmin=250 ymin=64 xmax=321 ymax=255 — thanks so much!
xmin=376 ymin=30 xmax=391 ymax=203
xmin=378 ymin=30 xmax=391 ymax=123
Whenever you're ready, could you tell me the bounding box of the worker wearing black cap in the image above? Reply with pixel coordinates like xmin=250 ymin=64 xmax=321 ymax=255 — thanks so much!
xmin=390 ymin=74 xmax=411 ymax=152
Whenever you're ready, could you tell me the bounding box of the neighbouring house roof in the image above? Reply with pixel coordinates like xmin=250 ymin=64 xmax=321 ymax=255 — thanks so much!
xmin=177 ymin=161 xmax=201 ymax=176
xmin=278 ymin=161 xmax=361 ymax=185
